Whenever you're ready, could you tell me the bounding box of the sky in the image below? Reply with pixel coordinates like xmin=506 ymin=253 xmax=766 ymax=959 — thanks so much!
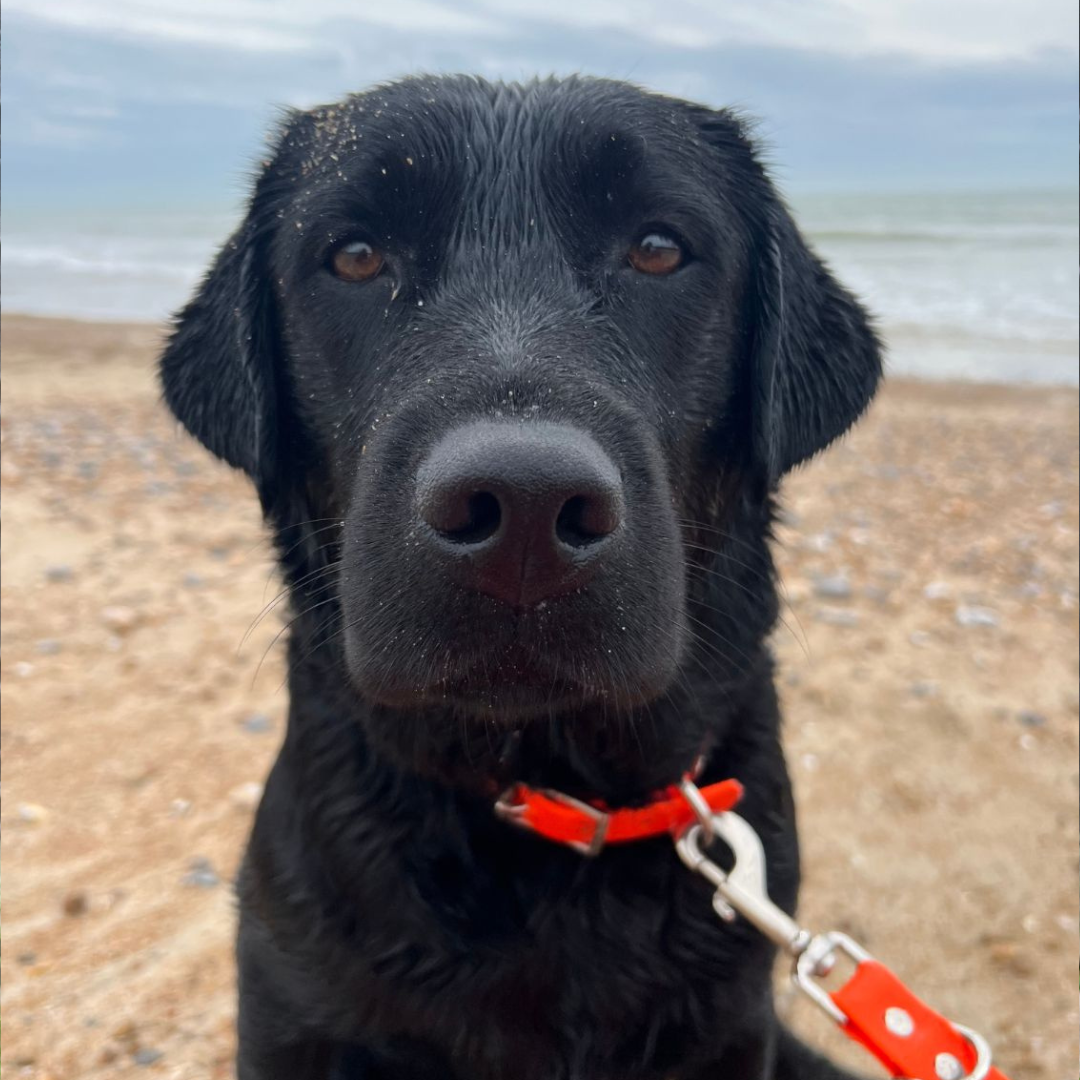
xmin=2 ymin=0 xmax=1078 ymax=211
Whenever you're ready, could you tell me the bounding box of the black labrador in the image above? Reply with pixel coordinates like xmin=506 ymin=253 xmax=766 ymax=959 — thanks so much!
xmin=160 ymin=75 xmax=881 ymax=1080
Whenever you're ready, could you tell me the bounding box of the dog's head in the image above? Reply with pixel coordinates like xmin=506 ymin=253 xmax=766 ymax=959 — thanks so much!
xmin=162 ymin=76 xmax=880 ymax=792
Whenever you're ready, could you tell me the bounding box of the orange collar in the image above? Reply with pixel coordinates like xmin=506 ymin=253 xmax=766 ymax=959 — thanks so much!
xmin=494 ymin=778 xmax=743 ymax=856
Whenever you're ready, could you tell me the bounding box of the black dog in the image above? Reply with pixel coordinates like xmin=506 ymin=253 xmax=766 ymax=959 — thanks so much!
xmin=160 ymin=75 xmax=880 ymax=1079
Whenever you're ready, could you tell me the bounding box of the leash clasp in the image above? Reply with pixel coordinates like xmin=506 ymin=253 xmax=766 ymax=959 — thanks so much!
xmin=674 ymin=780 xmax=1000 ymax=1080
xmin=674 ymin=810 xmax=811 ymax=954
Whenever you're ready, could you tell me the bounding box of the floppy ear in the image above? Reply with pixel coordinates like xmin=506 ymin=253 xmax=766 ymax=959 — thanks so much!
xmin=159 ymin=219 xmax=281 ymax=505
xmin=747 ymin=198 xmax=883 ymax=480
xmin=701 ymin=108 xmax=883 ymax=481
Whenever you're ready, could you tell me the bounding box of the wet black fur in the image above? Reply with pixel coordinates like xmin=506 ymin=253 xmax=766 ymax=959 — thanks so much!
xmin=160 ymin=76 xmax=881 ymax=1079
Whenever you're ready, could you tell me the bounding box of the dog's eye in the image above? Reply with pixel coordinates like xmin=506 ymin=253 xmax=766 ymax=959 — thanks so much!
xmin=330 ymin=240 xmax=385 ymax=283
xmin=628 ymin=232 xmax=684 ymax=276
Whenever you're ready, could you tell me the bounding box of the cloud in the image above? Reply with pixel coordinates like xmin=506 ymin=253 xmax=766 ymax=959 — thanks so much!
xmin=2 ymin=0 xmax=505 ymax=54
xmin=18 ymin=113 xmax=119 ymax=148
xmin=6 ymin=0 xmax=1077 ymax=62
xmin=1 ymin=0 xmax=1075 ymax=198
xmin=480 ymin=0 xmax=1079 ymax=61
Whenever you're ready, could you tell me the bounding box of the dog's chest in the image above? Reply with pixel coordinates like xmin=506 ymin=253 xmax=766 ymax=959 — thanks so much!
xmin=349 ymin=846 xmax=774 ymax=1079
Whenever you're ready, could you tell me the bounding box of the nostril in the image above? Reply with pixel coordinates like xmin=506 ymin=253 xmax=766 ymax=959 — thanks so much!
xmin=439 ymin=490 xmax=502 ymax=545
xmin=555 ymin=494 xmax=621 ymax=549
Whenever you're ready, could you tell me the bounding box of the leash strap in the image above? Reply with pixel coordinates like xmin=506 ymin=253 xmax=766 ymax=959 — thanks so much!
xmin=829 ymin=956 xmax=1005 ymax=1079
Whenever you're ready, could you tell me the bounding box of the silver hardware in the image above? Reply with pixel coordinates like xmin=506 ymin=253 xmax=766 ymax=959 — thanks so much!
xmin=793 ymin=931 xmax=872 ymax=1024
xmin=885 ymin=1006 xmax=915 ymax=1037
xmin=493 ymin=788 xmax=528 ymax=822
xmin=799 ymin=933 xmax=837 ymax=978
xmin=493 ymin=787 xmax=610 ymax=857
xmin=675 ymin=813 xmax=810 ymax=955
xmin=678 ymin=777 xmax=716 ymax=845
xmin=943 ymin=1024 xmax=993 ymax=1080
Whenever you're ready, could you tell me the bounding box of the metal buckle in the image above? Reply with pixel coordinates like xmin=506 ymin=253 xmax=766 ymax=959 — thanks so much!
xmin=493 ymin=786 xmax=611 ymax=857
xmin=793 ymin=931 xmax=872 ymax=1023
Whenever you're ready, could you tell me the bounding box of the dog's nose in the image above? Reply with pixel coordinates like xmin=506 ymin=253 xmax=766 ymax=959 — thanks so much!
xmin=416 ymin=422 xmax=624 ymax=607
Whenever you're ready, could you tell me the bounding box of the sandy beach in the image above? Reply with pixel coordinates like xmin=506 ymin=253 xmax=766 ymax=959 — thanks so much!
xmin=1 ymin=313 xmax=1077 ymax=1078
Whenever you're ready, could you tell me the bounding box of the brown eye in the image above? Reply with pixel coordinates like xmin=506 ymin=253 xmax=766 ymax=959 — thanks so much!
xmin=628 ymin=232 xmax=684 ymax=275
xmin=331 ymin=239 xmax=385 ymax=282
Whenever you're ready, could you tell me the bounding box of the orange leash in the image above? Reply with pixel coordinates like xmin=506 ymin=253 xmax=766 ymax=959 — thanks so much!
xmin=830 ymin=957 xmax=1006 ymax=1079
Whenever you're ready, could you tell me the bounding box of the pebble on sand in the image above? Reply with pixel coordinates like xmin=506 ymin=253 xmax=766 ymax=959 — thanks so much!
xmin=812 ymin=573 xmax=852 ymax=600
xmin=63 ymin=891 xmax=89 ymax=917
xmin=955 ymin=605 xmax=1000 ymax=628
xmin=100 ymin=606 xmax=144 ymax=634
xmin=813 ymin=607 xmax=860 ymax=628
xmin=181 ymin=856 xmax=219 ymax=889
xmin=17 ymin=802 xmax=49 ymax=824
xmin=230 ymin=781 xmax=264 ymax=811
xmin=909 ymin=681 xmax=939 ymax=698
xmin=241 ymin=712 xmax=274 ymax=734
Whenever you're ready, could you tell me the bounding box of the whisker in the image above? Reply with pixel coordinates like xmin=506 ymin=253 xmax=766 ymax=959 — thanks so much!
xmin=683 ymin=557 xmax=810 ymax=661
xmin=683 ymin=612 xmax=756 ymax=671
xmin=678 ymin=517 xmax=806 ymax=619
xmin=277 ymin=520 xmax=346 ymax=565
xmin=677 ymin=517 xmax=771 ymax=561
xmin=240 ymin=561 xmax=341 ymax=652
xmin=254 ymin=593 xmax=341 ymax=688
xmin=679 ymin=539 xmax=772 ymax=586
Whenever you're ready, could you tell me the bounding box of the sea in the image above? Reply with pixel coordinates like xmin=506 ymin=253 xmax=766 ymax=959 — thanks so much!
xmin=2 ymin=190 xmax=1077 ymax=386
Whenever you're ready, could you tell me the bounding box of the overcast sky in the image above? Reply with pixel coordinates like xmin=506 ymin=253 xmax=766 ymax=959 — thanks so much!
xmin=3 ymin=0 xmax=1077 ymax=209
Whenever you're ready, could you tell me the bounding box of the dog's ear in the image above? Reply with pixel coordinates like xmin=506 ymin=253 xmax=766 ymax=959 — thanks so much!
xmin=702 ymin=112 xmax=883 ymax=481
xmin=159 ymin=216 xmax=281 ymax=506
xmin=748 ymin=200 xmax=883 ymax=480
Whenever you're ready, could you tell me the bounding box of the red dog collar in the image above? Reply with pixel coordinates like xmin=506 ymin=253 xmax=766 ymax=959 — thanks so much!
xmin=494 ymin=778 xmax=744 ymax=856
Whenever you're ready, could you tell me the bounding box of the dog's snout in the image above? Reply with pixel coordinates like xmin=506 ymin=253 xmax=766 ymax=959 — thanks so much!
xmin=416 ymin=422 xmax=623 ymax=607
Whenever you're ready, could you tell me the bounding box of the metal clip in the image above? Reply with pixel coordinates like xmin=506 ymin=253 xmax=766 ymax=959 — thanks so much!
xmin=677 ymin=777 xmax=716 ymax=845
xmin=792 ymin=930 xmax=870 ymax=1022
xmin=673 ymin=788 xmax=997 ymax=1080
xmin=674 ymin=812 xmax=811 ymax=955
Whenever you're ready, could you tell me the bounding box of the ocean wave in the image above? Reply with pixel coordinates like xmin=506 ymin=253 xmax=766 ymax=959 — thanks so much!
xmin=806 ymin=223 xmax=1079 ymax=243
xmin=0 ymin=245 xmax=204 ymax=280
